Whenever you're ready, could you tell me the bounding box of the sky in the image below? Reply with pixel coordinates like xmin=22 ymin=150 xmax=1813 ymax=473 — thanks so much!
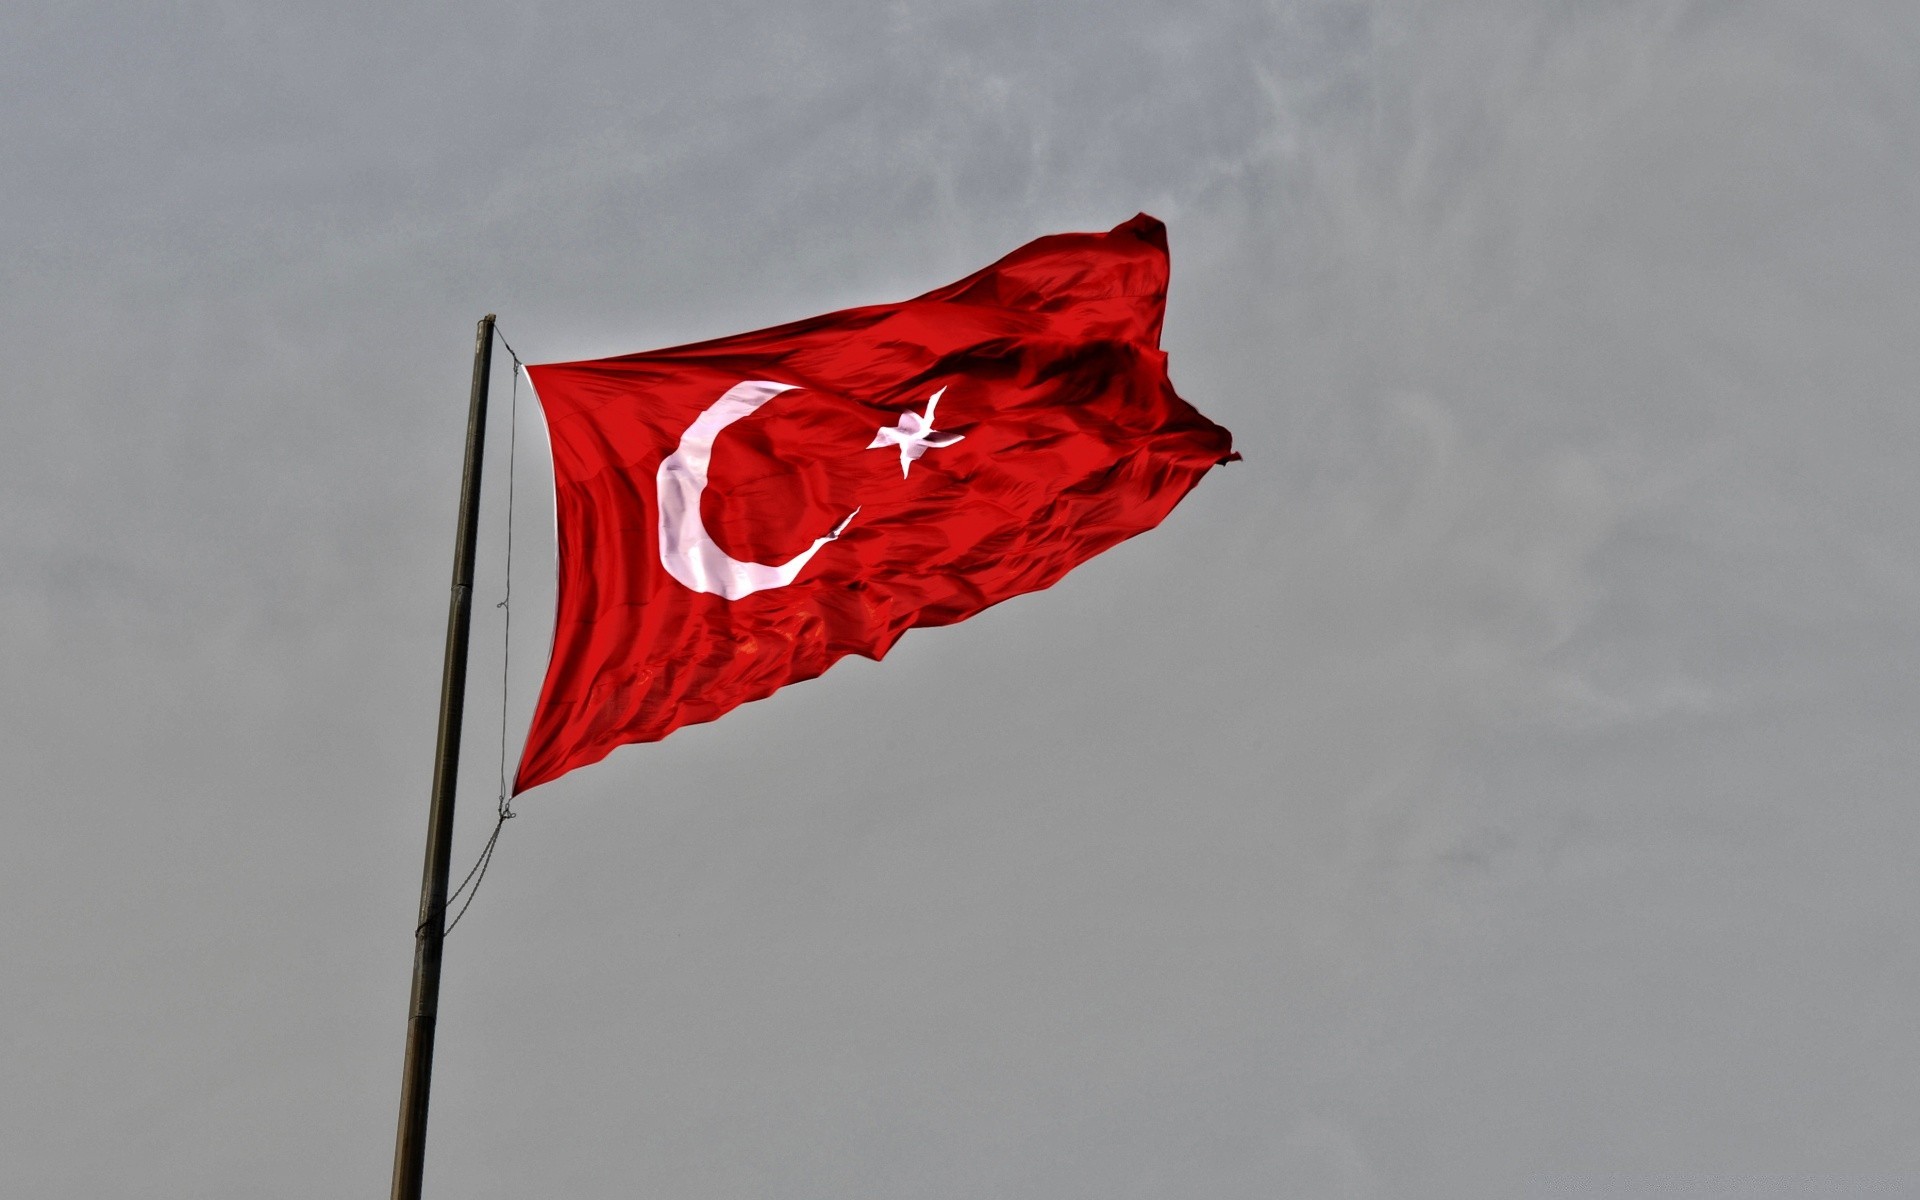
xmin=5 ymin=2 xmax=1919 ymax=1196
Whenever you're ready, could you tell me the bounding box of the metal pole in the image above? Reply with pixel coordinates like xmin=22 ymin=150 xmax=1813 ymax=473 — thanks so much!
xmin=392 ymin=314 xmax=496 ymax=1200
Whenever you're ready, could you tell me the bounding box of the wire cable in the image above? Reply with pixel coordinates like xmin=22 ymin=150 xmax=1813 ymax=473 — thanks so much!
xmin=431 ymin=324 xmax=524 ymax=937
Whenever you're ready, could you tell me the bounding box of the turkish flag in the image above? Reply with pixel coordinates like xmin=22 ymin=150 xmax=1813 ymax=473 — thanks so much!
xmin=514 ymin=214 xmax=1236 ymax=794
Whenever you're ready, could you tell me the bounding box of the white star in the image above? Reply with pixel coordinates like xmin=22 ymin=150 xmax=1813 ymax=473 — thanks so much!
xmin=868 ymin=386 xmax=965 ymax=477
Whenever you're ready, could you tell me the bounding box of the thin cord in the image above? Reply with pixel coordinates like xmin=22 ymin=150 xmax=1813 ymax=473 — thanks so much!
xmin=427 ymin=325 xmax=524 ymax=938
xmin=494 ymin=345 xmax=522 ymax=814
xmin=493 ymin=326 xmax=522 ymax=366
xmin=442 ymin=813 xmax=506 ymax=934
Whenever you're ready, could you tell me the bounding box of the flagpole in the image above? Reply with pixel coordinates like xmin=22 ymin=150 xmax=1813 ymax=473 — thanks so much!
xmin=392 ymin=313 xmax=496 ymax=1200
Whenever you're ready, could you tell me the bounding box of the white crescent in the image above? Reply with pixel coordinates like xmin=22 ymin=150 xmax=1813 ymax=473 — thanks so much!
xmin=656 ymin=380 xmax=856 ymax=599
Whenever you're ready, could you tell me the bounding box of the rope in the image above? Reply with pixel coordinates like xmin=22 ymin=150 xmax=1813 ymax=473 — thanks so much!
xmin=424 ymin=324 xmax=524 ymax=938
xmin=493 ymin=325 xmax=522 ymax=366
xmin=442 ymin=809 xmax=507 ymax=935
xmin=494 ymin=340 xmax=522 ymax=813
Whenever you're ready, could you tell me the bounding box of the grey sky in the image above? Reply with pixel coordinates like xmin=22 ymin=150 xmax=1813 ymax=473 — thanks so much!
xmin=5 ymin=2 xmax=1919 ymax=1196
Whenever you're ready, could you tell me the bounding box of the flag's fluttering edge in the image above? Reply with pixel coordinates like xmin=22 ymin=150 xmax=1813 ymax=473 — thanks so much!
xmin=514 ymin=214 xmax=1237 ymax=793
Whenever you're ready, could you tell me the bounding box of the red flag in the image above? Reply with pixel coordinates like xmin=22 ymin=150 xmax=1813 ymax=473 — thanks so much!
xmin=514 ymin=215 xmax=1235 ymax=794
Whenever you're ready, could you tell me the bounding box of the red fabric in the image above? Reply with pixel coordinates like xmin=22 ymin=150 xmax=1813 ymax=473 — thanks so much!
xmin=514 ymin=214 xmax=1236 ymax=794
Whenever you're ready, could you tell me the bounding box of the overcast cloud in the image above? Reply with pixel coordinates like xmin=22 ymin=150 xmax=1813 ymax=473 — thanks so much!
xmin=4 ymin=2 xmax=1919 ymax=1197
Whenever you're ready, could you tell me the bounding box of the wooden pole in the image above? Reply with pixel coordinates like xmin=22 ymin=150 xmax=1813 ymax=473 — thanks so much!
xmin=391 ymin=314 xmax=496 ymax=1200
